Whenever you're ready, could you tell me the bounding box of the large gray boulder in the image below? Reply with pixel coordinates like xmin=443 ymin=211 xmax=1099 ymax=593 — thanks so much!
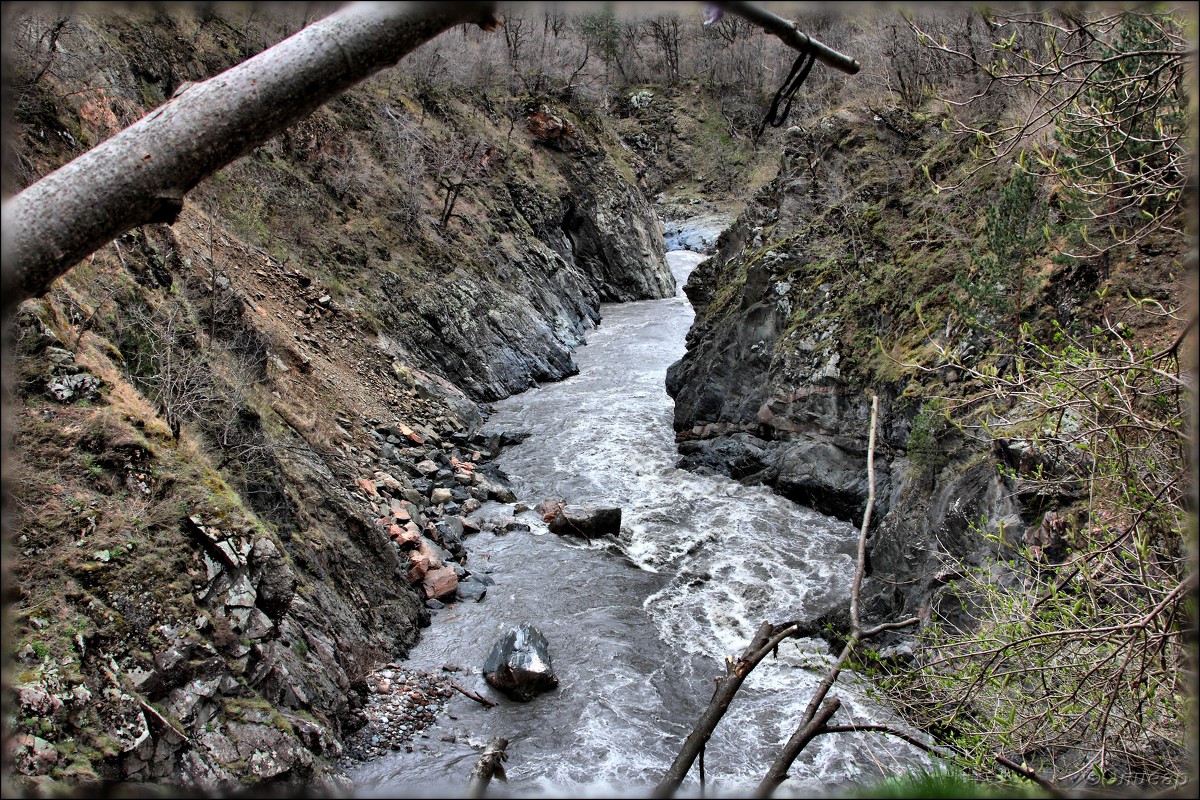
xmin=482 ymin=624 xmax=558 ymax=702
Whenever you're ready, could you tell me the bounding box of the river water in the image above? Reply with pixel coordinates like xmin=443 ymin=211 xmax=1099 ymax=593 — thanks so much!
xmin=350 ymin=251 xmax=927 ymax=798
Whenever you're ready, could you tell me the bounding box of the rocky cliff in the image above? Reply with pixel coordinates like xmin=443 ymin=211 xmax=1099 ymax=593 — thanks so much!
xmin=666 ymin=109 xmax=1029 ymax=623
xmin=4 ymin=6 xmax=670 ymax=793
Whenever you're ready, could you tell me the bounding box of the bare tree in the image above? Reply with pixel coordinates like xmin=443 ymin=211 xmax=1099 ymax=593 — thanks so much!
xmin=647 ymin=15 xmax=683 ymax=84
xmin=121 ymin=303 xmax=214 ymax=440
xmin=908 ymin=6 xmax=1191 ymax=256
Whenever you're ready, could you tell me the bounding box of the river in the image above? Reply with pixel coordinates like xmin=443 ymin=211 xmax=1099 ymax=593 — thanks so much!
xmin=349 ymin=250 xmax=928 ymax=798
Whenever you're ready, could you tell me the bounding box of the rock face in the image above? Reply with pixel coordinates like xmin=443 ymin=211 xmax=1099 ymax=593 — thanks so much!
xmin=379 ymin=139 xmax=673 ymax=404
xmin=667 ymin=110 xmax=1026 ymax=622
xmin=4 ymin=5 xmax=672 ymax=793
xmin=482 ymin=624 xmax=560 ymax=702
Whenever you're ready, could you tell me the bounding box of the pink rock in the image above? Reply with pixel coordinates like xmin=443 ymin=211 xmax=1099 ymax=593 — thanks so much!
xmin=535 ymin=498 xmax=566 ymax=522
xmin=356 ymin=478 xmax=379 ymax=498
xmin=407 ymin=552 xmax=431 ymax=583
xmin=422 ymin=566 xmax=458 ymax=600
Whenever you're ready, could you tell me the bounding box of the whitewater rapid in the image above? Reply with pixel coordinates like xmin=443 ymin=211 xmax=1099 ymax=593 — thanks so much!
xmin=349 ymin=251 xmax=928 ymax=798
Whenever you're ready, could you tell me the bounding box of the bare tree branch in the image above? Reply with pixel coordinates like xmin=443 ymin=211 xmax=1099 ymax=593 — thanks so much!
xmin=2 ymin=1 xmax=499 ymax=314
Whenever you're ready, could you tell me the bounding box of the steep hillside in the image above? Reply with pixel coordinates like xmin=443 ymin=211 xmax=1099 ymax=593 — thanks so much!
xmin=666 ymin=106 xmax=1191 ymax=623
xmin=3 ymin=6 xmax=673 ymax=793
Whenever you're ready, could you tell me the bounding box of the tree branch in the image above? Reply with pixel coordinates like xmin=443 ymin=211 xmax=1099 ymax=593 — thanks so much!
xmin=716 ymin=1 xmax=861 ymax=75
xmin=2 ymin=1 xmax=498 ymax=314
xmin=755 ymin=698 xmax=842 ymax=797
xmin=466 ymin=735 xmax=509 ymax=798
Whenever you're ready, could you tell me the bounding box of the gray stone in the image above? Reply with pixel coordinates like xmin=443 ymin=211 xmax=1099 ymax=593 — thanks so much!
xmin=547 ymin=505 xmax=622 ymax=539
xmin=483 ymin=623 xmax=558 ymax=701
xmin=456 ymin=577 xmax=488 ymax=603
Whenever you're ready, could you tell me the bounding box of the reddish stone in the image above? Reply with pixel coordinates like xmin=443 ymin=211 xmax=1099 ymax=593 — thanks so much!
xmin=395 ymin=523 xmax=421 ymax=547
xmin=528 ymin=110 xmax=574 ymax=144
xmin=536 ymin=498 xmax=566 ymax=522
xmin=356 ymin=477 xmax=379 ymax=498
xmin=407 ymin=552 xmax=431 ymax=583
xmin=423 ymin=566 xmax=458 ymax=600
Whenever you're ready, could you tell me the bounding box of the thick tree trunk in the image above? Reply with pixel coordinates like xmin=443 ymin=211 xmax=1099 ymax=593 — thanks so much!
xmin=1 ymin=1 xmax=496 ymax=312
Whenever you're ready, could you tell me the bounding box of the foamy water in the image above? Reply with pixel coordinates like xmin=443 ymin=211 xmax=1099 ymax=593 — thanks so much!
xmin=349 ymin=251 xmax=929 ymax=798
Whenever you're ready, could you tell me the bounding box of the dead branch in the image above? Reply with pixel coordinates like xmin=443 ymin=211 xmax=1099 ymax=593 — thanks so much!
xmin=755 ymin=395 xmax=923 ymax=796
xmin=757 ymin=699 xmax=842 ymax=796
xmin=657 ymin=396 xmax=931 ymax=797
xmin=2 ymin=1 xmax=500 ymax=314
xmin=819 ymin=724 xmax=950 ymax=757
xmin=715 ymin=1 xmax=860 ymax=75
xmin=466 ymin=735 xmax=509 ymax=798
xmin=994 ymin=754 xmax=1064 ymax=796
xmin=452 ymin=682 xmax=497 ymax=708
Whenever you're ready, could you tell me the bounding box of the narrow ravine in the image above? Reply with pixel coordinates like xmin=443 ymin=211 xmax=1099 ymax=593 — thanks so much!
xmin=348 ymin=249 xmax=929 ymax=798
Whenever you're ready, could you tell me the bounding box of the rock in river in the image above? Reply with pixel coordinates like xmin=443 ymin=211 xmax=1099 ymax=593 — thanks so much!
xmin=546 ymin=504 xmax=622 ymax=539
xmin=483 ymin=623 xmax=558 ymax=702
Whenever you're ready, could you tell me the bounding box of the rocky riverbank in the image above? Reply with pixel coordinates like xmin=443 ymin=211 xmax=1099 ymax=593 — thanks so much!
xmin=665 ymin=110 xmax=1026 ymax=626
xmin=3 ymin=7 xmax=673 ymax=792
xmin=339 ymin=668 xmax=456 ymax=765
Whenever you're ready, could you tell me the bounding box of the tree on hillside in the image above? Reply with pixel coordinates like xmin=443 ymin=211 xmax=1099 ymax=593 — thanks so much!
xmin=909 ymin=6 xmax=1191 ymax=256
xmin=877 ymin=5 xmax=1196 ymax=790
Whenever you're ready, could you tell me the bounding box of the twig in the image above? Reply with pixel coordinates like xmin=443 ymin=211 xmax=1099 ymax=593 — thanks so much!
xmin=994 ymin=754 xmax=1063 ymax=796
xmin=452 ymin=682 xmax=497 ymax=708
xmin=819 ymin=724 xmax=952 ymax=757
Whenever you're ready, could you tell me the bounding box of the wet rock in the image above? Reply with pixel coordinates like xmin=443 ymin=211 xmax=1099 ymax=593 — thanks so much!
xmin=536 ymin=497 xmax=565 ymax=521
xmin=547 ymin=505 xmax=622 ymax=539
xmin=483 ymin=623 xmax=559 ymax=701
xmin=455 ymin=576 xmax=488 ymax=603
xmin=422 ymin=566 xmax=458 ymax=600
xmin=472 ymin=472 xmax=517 ymax=503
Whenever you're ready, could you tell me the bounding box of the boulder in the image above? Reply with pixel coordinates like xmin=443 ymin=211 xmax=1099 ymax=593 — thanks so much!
xmin=422 ymin=566 xmax=458 ymax=600
xmin=535 ymin=498 xmax=566 ymax=521
xmin=547 ymin=505 xmax=622 ymax=539
xmin=482 ymin=623 xmax=558 ymax=701
xmin=455 ymin=576 xmax=488 ymax=603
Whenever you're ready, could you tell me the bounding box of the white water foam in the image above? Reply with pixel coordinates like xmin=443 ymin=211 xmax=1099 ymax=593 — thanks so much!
xmin=351 ymin=251 xmax=931 ymax=798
